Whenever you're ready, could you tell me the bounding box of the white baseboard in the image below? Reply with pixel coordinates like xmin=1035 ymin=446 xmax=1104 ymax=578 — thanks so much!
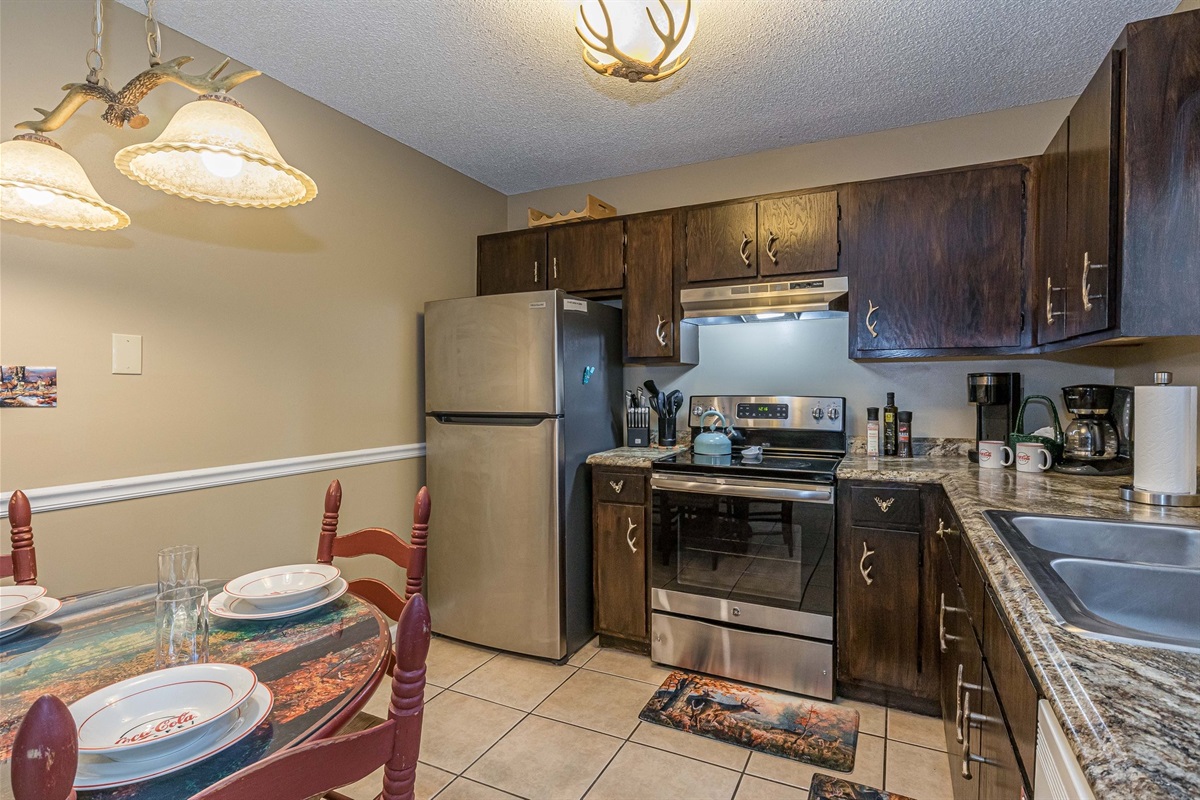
xmin=0 ymin=443 xmax=426 ymax=517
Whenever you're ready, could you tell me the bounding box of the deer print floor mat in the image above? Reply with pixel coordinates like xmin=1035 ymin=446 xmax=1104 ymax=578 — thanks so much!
xmin=809 ymin=774 xmax=915 ymax=800
xmin=638 ymin=671 xmax=860 ymax=772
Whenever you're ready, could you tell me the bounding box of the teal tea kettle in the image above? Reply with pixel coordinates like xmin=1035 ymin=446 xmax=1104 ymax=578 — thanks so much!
xmin=694 ymin=410 xmax=733 ymax=456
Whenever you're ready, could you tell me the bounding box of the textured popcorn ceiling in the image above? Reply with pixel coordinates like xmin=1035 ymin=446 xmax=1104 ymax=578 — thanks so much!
xmin=117 ymin=0 xmax=1176 ymax=194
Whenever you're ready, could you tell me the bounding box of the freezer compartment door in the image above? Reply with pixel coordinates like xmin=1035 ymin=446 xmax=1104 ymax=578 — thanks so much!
xmin=426 ymin=415 xmax=564 ymax=658
xmin=425 ymin=292 xmax=561 ymax=415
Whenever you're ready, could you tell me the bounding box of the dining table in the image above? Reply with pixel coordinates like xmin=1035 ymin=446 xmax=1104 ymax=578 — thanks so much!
xmin=0 ymin=578 xmax=391 ymax=799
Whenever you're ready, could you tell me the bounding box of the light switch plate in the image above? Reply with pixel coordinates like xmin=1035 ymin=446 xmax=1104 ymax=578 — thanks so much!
xmin=112 ymin=333 xmax=142 ymax=375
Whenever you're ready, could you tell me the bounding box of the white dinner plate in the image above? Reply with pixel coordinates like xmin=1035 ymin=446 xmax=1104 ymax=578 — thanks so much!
xmin=73 ymin=682 xmax=274 ymax=790
xmin=0 ymin=584 xmax=47 ymax=625
xmin=70 ymin=663 xmax=258 ymax=762
xmin=223 ymin=563 xmax=341 ymax=610
xmin=208 ymin=577 xmax=348 ymax=621
xmin=0 ymin=596 xmax=62 ymax=640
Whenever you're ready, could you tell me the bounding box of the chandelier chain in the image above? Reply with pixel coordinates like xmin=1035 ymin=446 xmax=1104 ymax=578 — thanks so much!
xmin=85 ymin=0 xmax=105 ymax=83
xmin=145 ymin=0 xmax=162 ymax=66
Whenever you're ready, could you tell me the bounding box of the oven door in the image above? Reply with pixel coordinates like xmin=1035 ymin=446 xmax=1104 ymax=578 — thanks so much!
xmin=650 ymin=474 xmax=835 ymax=641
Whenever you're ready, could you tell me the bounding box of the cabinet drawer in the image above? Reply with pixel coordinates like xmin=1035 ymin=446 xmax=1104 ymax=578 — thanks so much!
xmin=849 ymin=484 xmax=921 ymax=529
xmin=593 ymin=469 xmax=645 ymax=505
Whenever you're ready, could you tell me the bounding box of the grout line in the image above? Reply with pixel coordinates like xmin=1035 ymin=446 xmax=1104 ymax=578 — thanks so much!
xmin=730 ymin=771 xmax=746 ymax=799
xmin=578 ymin=738 xmax=628 ymax=800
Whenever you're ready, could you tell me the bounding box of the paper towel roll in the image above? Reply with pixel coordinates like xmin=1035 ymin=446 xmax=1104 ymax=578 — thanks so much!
xmin=1134 ymin=383 xmax=1198 ymax=495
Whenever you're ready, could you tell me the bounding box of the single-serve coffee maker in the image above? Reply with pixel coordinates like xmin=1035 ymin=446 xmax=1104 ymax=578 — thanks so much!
xmin=1055 ymin=384 xmax=1134 ymax=475
xmin=968 ymin=373 xmax=1022 ymax=463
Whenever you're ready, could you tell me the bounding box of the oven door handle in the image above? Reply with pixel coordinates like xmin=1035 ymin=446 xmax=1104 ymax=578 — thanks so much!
xmin=650 ymin=476 xmax=833 ymax=503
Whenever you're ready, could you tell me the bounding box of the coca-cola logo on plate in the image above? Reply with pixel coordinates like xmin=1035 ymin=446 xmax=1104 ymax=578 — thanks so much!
xmin=115 ymin=711 xmax=198 ymax=745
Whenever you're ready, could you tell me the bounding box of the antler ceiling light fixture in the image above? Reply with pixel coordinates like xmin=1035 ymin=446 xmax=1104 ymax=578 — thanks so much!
xmin=0 ymin=0 xmax=316 ymax=232
xmin=575 ymin=0 xmax=697 ymax=83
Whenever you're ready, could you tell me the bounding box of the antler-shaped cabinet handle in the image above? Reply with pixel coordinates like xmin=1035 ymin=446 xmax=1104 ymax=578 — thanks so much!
xmin=765 ymin=231 xmax=779 ymax=265
xmin=740 ymin=232 xmax=753 ymax=267
xmin=859 ymin=541 xmax=875 ymax=585
xmin=656 ymin=315 xmax=669 ymax=347
xmin=874 ymin=496 xmax=895 ymax=513
xmin=626 ymin=518 xmax=639 ymax=554
xmin=609 ymin=480 xmax=624 ymax=494
xmin=866 ymin=300 xmax=880 ymax=338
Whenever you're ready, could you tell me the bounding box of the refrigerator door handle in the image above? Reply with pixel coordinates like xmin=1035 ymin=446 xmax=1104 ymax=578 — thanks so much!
xmin=432 ymin=414 xmax=551 ymax=426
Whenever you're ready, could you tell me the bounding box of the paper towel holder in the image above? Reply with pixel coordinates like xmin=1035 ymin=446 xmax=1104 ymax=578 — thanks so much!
xmin=1120 ymin=372 xmax=1200 ymax=507
xmin=1119 ymin=485 xmax=1200 ymax=507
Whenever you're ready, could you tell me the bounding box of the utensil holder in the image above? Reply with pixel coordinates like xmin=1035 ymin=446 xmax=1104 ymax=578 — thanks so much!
xmin=1009 ymin=395 xmax=1065 ymax=463
xmin=658 ymin=415 xmax=677 ymax=447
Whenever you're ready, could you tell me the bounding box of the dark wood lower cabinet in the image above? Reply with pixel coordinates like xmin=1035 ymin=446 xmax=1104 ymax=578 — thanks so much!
xmin=837 ymin=525 xmax=921 ymax=694
xmin=977 ymin=667 xmax=1027 ymax=799
xmin=592 ymin=467 xmax=651 ymax=649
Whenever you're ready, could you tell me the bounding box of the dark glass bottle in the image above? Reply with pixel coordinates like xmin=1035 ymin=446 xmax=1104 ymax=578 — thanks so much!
xmin=898 ymin=410 xmax=913 ymax=458
xmin=883 ymin=392 xmax=898 ymax=456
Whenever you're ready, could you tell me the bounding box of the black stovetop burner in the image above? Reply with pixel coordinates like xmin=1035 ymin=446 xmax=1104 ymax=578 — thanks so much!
xmin=653 ymin=447 xmax=842 ymax=484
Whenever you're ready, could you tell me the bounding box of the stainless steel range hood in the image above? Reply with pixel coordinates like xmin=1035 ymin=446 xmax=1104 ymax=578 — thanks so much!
xmin=680 ymin=277 xmax=849 ymax=326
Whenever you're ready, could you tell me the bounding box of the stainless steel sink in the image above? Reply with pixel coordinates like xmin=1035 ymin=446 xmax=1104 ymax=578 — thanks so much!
xmin=984 ymin=511 xmax=1200 ymax=653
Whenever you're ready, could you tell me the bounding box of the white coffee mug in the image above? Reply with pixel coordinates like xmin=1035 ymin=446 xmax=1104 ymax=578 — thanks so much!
xmin=977 ymin=440 xmax=1014 ymax=469
xmin=1014 ymin=442 xmax=1053 ymax=473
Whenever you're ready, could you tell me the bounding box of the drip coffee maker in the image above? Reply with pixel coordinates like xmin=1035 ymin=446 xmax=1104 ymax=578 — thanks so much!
xmin=1055 ymin=385 xmax=1133 ymax=475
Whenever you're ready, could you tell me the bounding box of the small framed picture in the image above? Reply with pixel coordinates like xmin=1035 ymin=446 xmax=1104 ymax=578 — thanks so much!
xmin=1 ymin=365 xmax=57 ymax=407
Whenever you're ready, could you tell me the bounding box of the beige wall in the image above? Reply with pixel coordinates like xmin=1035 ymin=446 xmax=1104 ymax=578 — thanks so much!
xmin=506 ymin=99 xmax=1074 ymax=229
xmin=0 ymin=1 xmax=506 ymax=595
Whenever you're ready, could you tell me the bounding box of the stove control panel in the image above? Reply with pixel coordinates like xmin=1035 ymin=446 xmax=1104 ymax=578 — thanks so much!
xmin=688 ymin=395 xmax=845 ymax=432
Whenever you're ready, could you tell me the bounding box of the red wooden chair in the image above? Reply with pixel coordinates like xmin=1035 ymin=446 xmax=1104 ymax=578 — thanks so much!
xmin=317 ymin=480 xmax=429 ymax=622
xmin=9 ymin=594 xmax=432 ymax=800
xmin=2 ymin=490 xmax=38 ymax=585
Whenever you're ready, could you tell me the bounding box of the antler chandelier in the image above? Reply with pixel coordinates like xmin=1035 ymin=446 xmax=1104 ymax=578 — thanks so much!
xmin=575 ymin=0 xmax=696 ymax=83
xmin=0 ymin=0 xmax=316 ymax=232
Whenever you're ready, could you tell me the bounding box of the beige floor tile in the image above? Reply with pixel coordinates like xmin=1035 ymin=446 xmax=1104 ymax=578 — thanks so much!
xmin=745 ymin=732 xmax=885 ymax=791
xmin=465 ymin=715 xmax=622 ymax=800
xmin=534 ymin=668 xmax=657 ymax=739
xmin=568 ymin=637 xmax=601 ymax=667
xmin=885 ymin=741 xmax=954 ymax=800
xmin=436 ymin=777 xmax=523 ymax=800
xmin=832 ymin=697 xmax=887 ymax=738
xmin=733 ymin=775 xmax=811 ymax=800
xmin=452 ymin=653 xmax=575 ymax=711
xmin=582 ymin=647 xmax=674 ymax=685
xmin=362 ymin=679 xmax=444 ymax=719
xmin=337 ymin=762 xmax=453 ymax=800
xmin=426 ymin=637 xmax=497 ymax=688
xmin=887 ymin=708 xmax=946 ymax=751
xmin=419 ymin=691 xmax=525 ymax=774
xmin=585 ymin=742 xmax=741 ymax=800
xmin=630 ymin=721 xmax=751 ymax=772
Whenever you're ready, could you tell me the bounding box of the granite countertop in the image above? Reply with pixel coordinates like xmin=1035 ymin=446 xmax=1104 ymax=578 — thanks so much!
xmin=838 ymin=455 xmax=1200 ymax=799
xmin=586 ymin=443 xmax=689 ymax=469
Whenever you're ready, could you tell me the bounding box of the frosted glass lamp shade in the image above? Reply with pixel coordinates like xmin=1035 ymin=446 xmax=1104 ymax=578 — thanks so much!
xmin=0 ymin=135 xmax=130 ymax=231
xmin=114 ymin=95 xmax=317 ymax=208
xmin=576 ymin=0 xmax=696 ymax=80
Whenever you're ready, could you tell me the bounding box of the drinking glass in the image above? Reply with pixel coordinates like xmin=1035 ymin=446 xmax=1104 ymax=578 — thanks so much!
xmin=157 ymin=544 xmax=200 ymax=594
xmin=155 ymin=585 xmax=209 ymax=668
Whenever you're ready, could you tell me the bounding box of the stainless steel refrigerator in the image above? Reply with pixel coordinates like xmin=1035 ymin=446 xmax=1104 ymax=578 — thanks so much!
xmin=424 ymin=290 xmax=622 ymax=660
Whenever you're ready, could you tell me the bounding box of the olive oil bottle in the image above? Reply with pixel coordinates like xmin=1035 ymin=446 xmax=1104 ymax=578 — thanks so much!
xmin=883 ymin=392 xmax=898 ymax=456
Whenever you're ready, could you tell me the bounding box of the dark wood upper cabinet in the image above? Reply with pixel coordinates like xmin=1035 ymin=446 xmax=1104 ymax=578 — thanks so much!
xmin=1066 ymin=50 xmax=1120 ymax=339
xmin=685 ymin=201 xmax=758 ymax=283
xmin=1118 ymin=9 xmax=1200 ymax=337
xmin=1037 ymin=119 xmax=1071 ymax=345
xmin=547 ymin=219 xmax=625 ymax=294
xmin=624 ymin=213 xmax=676 ymax=359
xmin=845 ymin=164 xmax=1028 ymax=356
xmin=477 ymin=230 xmax=546 ymax=296
xmin=757 ymin=191 xmax=839 ymax=277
